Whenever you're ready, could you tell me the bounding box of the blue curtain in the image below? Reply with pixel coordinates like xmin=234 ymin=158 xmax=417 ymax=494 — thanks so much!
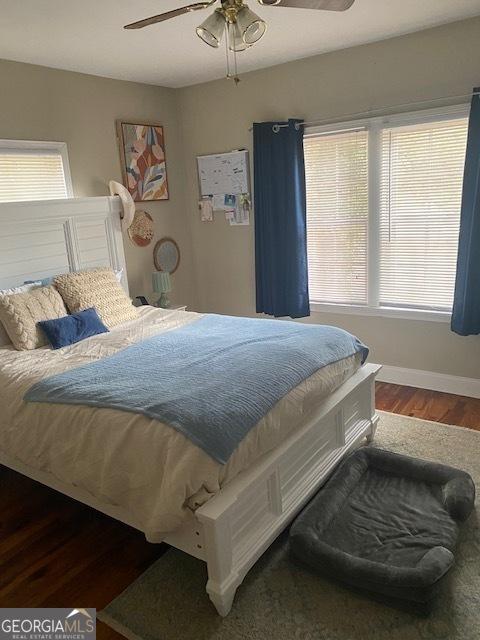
xmin=253 ymin=119 xmax=310 ymax=318
xmin=452 ymin=88 xmax=480 ymax=336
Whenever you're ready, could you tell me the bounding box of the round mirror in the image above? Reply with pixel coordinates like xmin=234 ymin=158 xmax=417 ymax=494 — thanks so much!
xmin=153 ymin=237 xmax=180 ymax=274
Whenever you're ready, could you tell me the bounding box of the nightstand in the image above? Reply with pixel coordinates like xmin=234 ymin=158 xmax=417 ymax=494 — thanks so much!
xmin=134 ymin=297 xmax=187 ymax=311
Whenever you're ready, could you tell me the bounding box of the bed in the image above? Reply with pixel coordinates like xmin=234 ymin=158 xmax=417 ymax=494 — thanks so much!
xmin=0 ymin=196 xmax=380 ymax=615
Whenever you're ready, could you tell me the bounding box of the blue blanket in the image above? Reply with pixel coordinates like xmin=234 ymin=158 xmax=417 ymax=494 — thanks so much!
xmin=25 ymin=314 xmax=368 ymax=464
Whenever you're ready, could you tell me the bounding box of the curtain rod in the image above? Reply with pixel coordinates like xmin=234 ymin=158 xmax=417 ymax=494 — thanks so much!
xmin=248 ymin=91 xmax=479 ymax=133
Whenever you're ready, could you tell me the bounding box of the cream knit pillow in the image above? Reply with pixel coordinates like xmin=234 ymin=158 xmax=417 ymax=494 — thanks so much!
xmin=54 ymin=268 xmax=137 ymax=329
xmin=0 ymin=286 xmax=68 ymax=350
xmin=0 ymin=282 xmax=41 ymax=346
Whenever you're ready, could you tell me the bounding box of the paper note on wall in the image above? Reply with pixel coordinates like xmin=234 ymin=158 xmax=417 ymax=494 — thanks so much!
xmin=199 ymin=198 xmax=213 ymax=222
xmin=212 ymin=194 xmax=232 ymax=211
xmin=229 ymin=194 xmax=250 ymax=226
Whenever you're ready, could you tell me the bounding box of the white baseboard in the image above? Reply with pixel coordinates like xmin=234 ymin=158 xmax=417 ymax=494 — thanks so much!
xmin=375 ymin=364 xmax=480 ymax=399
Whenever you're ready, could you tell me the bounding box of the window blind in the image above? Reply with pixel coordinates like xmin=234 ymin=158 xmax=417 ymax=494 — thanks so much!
xmin=304 ymin=129 xmax=368 ymax=305
xmin=0 ymin=149 xmax=68 ymax=203
xmin=379 ymin=118 xmax=468 ymax=311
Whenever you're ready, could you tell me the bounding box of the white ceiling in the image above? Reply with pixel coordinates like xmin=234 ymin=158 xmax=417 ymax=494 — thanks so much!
xmin=1 ymin=0 xmax=480 ymax=88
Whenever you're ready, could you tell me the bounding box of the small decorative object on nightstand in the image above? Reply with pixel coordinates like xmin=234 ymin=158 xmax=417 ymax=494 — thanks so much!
xmin=152 ymin=271 xmax=172 ymax=308
xmin=134 ymin=296 xmax=149 ymax=307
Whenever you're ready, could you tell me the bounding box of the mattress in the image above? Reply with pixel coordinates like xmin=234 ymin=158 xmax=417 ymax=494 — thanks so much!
xmin=0 ymin=307 xmax=362 ymax=541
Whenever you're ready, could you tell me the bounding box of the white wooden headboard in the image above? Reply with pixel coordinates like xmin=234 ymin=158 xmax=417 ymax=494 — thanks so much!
xmin=0 ymin=196 xmax=128 ymax=293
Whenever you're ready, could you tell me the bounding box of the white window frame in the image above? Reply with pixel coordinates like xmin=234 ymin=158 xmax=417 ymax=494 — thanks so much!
xmin=0 ymin=139 xmax=73 ymax=200
xmin=305 ymin=104 xmax=470 ymax=323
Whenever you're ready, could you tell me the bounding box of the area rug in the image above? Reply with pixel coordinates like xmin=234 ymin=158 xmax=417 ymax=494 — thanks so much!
xmin=99 ymin=411 xmax=479 ymax=640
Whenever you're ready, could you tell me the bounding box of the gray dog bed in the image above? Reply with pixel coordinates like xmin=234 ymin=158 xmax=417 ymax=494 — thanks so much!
xmin=290 ymin=447 xmax=475 ymax=605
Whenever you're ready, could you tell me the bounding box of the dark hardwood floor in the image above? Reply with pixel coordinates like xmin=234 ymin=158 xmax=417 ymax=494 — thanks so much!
xmin=375 ymin=382 xmax=480 ymax=431
xmin=0 ymin=382 xmax=479 ymax=639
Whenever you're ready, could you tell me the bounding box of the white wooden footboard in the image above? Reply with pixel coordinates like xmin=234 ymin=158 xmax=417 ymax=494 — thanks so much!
xmin=164 ymin=363 xmax=381 ymax=615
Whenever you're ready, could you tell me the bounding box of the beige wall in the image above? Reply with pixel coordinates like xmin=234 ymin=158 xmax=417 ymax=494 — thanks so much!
xmin=178 ymin=17 xmax=480 ymax=379
xmin=0 ymin=58 xmax=194 ymax=307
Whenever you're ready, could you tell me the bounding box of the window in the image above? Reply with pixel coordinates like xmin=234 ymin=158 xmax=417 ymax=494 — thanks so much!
xmin=0 ymin=140 xmax=72 ymax=203
xmin=304 ymin=107 xmax=469 ymax=319
xmin=304 ymin=128 xmax=368 ymax=305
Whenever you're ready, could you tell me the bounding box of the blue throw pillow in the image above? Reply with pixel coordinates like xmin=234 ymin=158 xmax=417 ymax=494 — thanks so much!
xmin=38 ymin=308 xmax=108 ymax=349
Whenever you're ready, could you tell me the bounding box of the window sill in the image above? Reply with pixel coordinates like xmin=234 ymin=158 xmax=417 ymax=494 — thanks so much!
xmin=309 ymin=302 xmax=451 ymax=323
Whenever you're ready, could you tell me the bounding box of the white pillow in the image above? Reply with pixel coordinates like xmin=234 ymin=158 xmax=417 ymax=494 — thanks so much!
xmin=0 ymin=283 xmax=41 ymax=347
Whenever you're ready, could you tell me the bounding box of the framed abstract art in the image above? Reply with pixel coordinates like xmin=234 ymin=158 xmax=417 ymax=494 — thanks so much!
xmin=116 ymin=121 xmax=169 ymax=201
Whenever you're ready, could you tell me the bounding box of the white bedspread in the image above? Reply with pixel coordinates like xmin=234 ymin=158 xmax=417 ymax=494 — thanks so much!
xmin=0 ymin=307 xmax=361 ymax=541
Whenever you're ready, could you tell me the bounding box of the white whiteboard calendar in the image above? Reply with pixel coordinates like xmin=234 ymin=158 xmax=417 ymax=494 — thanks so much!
xmin=197 ymin=150 xmax=250 ymax=196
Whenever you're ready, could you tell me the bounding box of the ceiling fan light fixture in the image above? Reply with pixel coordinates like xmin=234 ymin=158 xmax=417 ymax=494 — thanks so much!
xmin=196 ymin=9 xmax=225 ymax=48
xmin=227 ymin=21 xmax=250 ymax=52
xmin=236 ymin=5 xmax=267 ymax=45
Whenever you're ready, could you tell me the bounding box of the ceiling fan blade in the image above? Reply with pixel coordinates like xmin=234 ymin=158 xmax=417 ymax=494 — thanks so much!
xmin=257 ymin=0 xmax=354 ymax=10
xmin=124 ymin=3 xmax=212 ymax=29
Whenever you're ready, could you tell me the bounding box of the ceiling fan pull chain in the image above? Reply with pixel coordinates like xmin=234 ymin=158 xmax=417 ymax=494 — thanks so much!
xmin=233 ymin=34 xmax=240 ymax=85
xmin=225 ymin=22 xmax=231 ymax=79
xmin=224 ymin=21 xmax=240 ymax=85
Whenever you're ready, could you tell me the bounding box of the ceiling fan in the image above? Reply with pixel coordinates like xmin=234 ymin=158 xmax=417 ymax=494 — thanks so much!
xmin=124 ymin=0 xmax=355 ymax=81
